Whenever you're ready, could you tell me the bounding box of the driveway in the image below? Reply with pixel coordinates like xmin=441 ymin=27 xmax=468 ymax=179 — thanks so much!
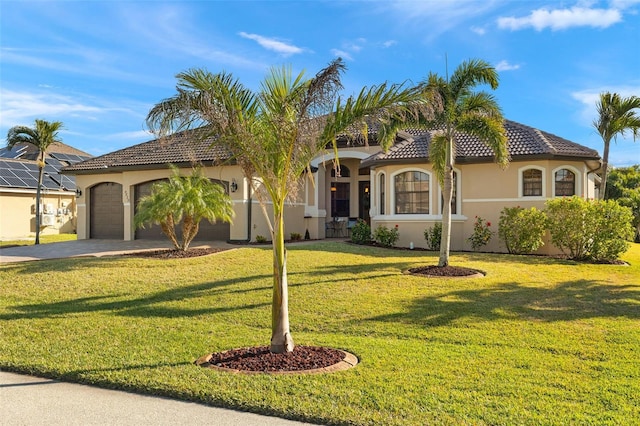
xmin=0 ymin=239 xmax=234 ymax=263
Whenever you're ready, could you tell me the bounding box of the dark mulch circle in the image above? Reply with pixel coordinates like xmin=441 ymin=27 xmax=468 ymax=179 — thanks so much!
xmin=126 ymin=248 xmax=227 ymax=259
xmin=408 ymin=265 xmax=485 ymax=277
xmin=196 ymin=345 xmax=350 ymax=373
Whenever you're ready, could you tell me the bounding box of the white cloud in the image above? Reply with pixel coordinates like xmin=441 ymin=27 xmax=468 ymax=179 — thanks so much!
xmin=494 ymin=60 xmax=520 ymax=71
xmin=238 ymin=32 xmax=303 ymax=56
xmin=571 ymin=86 xmax=640 ymax=129
xmin=331 ymin=49 xmax=353 ymax=61
xmin=471 ymin=26 xmax=487 ymax=35
xmin=497 ymin=6 xmax=622 ymax=31
xmin=382 ymin=40 xmax=397 ymax=48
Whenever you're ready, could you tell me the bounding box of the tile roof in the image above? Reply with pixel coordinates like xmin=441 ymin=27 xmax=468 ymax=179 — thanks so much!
xmin=62 ymin=131 xmax=233 ymax=174
xmin=361 ymin=120 xmax=600 ymax=167
xmin=63 ymin=119 xmax=600 ymax=174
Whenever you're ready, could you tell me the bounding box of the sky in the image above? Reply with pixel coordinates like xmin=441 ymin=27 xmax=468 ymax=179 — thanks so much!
xmin=1 ymin=0 xmax=639 ymax=166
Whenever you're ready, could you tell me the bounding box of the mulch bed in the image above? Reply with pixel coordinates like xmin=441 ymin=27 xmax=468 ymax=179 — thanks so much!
xmin=125 ymin=248 xmax=227 ymax=259
xmin=196 ymin=345 xmax=350 ymax=373
xmin=408 ymin=265 xmax=485 ymax=277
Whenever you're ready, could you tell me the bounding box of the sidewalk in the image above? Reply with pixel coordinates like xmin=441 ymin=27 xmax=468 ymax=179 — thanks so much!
xmin=0 ymin=371 xmax=314 ymax=425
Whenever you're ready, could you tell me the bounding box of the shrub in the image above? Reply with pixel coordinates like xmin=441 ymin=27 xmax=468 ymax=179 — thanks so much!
xmin=373 ymin=224 xmax=399 ymax=248
xmin=498 ymin=207 xmax=547 ymax=254
xmin=350 ymin=219 xmax=372 ymax=245
xmin=467 ymin=216 xmax=493 ymax=251
xmin=290 ymin=232 xmax=302 ymax=241
xmin=546 ymin=197 xmax=634 ymax=261
xmin=255 ymin=235 xmax=268 ymax=243
xmin=423 ymin=222 xmax=442 ymax=251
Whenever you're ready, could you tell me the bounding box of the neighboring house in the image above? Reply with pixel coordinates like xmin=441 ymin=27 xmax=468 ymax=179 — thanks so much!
xmin=62 ymin=120 xmax=601 ymax=254
xmin=0 ymin=142 xmax=92 ymax=240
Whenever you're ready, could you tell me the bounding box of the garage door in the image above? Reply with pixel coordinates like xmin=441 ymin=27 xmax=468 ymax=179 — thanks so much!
xmin=134 ymin=179 xmax=230 ymax=241
xmin=90 ymin=182 xmax=124 ymax=239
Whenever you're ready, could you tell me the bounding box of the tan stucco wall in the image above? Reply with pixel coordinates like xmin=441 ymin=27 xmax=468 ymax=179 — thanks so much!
xmin=369 ymin=159 xmax=598 ymax=254
xmin=0 ymin=190 xmax=77 ymax=240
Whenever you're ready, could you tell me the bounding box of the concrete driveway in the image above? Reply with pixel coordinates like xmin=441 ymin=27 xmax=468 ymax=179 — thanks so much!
xmin=0 ymin=239 xmax=234 ymax=263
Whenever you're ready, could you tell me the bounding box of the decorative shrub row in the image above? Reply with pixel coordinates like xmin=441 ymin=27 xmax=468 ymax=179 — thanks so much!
xmin=500 ymin=197 xmax=634 ymax=262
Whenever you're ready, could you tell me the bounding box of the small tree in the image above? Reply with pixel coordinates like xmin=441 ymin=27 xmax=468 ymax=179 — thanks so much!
xmin=593 ymin=92 xmax=640 ymax=199
xmin=134 ymin=165 xmax=234 ymax=251
xmin=424 ymin=222 xmax=442 ymax=251
xmin=606 ymin=165 xmax=640 ymax=241
xmin=6 ymin=119 xmax=64 ymax=244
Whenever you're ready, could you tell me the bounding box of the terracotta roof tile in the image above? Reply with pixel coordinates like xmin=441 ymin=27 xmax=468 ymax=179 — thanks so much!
xmin=63 ymin=131 xmax=232 ymax=173
xmin=362 ymin=120 xmax=599 ymax=166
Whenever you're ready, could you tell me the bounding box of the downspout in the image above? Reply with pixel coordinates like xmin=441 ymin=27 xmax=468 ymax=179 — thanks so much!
xmin=246 ymin=191 xmax=252 ymax=242
xmin=585 ymin=160 xmax=603 ymax=199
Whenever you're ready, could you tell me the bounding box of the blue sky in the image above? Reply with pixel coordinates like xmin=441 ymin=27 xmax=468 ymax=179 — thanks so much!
xmin=1 ymin=0 xmax=639 ymax=166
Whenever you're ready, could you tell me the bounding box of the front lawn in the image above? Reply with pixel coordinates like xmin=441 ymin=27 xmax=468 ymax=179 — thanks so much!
xmin=0 ymin=233 xmax=77 ymax=248
xmin=1 ymin=242 xmax=638 ymax=425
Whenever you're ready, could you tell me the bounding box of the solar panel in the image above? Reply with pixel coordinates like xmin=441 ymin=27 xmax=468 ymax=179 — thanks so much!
xmin=0 ymin=177 xmax=9 ymax=186
xmin=3 ymin=176 xmax=29 ymax=187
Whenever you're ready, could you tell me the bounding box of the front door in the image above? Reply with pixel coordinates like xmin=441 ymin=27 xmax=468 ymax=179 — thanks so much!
xmin=359 ymin=181 xmax=370 ymax=223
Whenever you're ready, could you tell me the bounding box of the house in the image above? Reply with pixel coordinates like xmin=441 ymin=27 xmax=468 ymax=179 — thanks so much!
xmin=0 ymin=142 xmax=92 ymax=240
xmin=62 ymin=119 xmax=601 ymax=254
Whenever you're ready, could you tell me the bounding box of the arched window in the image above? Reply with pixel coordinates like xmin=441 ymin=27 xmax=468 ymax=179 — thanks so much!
xmin=555 ymin=169 xmax=575 ymax=196
xmin=379 ymin=174 xmax=385 ymax=215
xmin=331 ymin=165 xmax=350 ymax=178
xmin=522 ymin=169 xmax=542 ymax=196
xmin=395 ymin=171 xmax=429 ymax=214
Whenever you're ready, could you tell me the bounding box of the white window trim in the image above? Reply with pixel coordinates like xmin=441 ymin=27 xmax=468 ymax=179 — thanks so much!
xmin=391 ymin=168 xmax=432 ymax=215
xmin=437 ymin=168 xmax=462 ymax=215
xmin=518 ymin=165 xmax=546 ymax=199
xmin=552 ymin=165 xmax=581 ymax=197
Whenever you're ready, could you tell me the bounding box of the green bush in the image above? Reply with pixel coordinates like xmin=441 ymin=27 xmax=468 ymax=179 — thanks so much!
xmin=467 ymin=216 xmax=493 ymax=251
xmin=546 ymin=197 xmax=634 ymax=262
xmin=255 ymin=235 xmax=268 ymax=243
xmin=373 ymin=224 xmax=399 ymax=248
xmin=350 ymin=219 xmax=372 ymax=245
xmin=498 ymin=207 xmax=547 ymax=254
xmin=423 ymin=222 xmax=442 ymax=251
xmin=290 ymin=232 xmax=302 ymax=241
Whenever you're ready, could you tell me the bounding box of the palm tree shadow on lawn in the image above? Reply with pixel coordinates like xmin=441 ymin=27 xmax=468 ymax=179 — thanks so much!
xmin=368 ymin=279 xmax=640 ymax=327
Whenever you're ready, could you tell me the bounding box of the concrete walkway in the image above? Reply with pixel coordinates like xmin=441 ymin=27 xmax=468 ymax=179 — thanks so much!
xmin=0 ymin=240 xmax=318 ymax=425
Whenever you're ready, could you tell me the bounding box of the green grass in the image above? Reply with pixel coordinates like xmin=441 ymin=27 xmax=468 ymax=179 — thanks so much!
xmin=0 ymin=233 xmax=77 ymax=248
xmin=1 ymin=242 xmax=639 ymax=425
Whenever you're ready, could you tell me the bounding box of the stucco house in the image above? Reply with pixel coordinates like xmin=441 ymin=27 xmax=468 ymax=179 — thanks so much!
xmin=0 ymin=142 xmax=91 ymax=240
xmin=62 ymin=119 xmax=601 ymax=254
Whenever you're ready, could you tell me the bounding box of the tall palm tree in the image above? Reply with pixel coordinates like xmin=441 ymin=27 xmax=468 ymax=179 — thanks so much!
xmin=146 ymin=59 xmax=432 ymax=353
xmin=134 ymin=165 xmax=234 ymax=251
xmin=6 ymin=119 xmax=64 ymax=244
xmin=593 ymin=92 xmax=640 ymax=199
xmin=418 ymin=59 xmax=509 ymax=267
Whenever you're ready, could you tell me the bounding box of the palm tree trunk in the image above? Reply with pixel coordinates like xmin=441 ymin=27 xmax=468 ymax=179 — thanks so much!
xmin=270 ymin=200 xmax=294 ymax=353
xmin=34 ymin=164 xmax=44 ymax=245
xmin=438 ymin=138 xmax=454 ymax=267
xmin=161 ymin=214 xmax=180 ymax=250
xmin=599 ymin=138 xmax=611 ymax=199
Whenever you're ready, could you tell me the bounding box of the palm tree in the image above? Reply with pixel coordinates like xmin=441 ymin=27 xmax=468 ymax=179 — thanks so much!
xmin=6 ymin=119 xmax=64 ymax=244
xmin=418 ymin=59 xmax=509 ymax=267
xmin=593 ymin=92 xmax=640 ymax=199
xmin=134 ymin=165 xmax=234 ymax=251
xmin=146 ymin=59 xmax=432 ymax=353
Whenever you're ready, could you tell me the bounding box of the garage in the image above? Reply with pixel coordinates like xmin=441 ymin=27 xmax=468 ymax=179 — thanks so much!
xmin=133 ymin=179 xmax=230 ymax=241
xmin=90 ymin=182 xmax=124 ymax=239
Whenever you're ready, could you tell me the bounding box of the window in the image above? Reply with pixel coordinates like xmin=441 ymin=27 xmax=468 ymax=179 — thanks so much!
xmin=555 ymin=169 xmax=575 ymax=196
xmin=522 ymin=169 xmax=542 ymax=196
xmin=331 ymin=165 xmax=350 ymax=178
xmin=379 ymin=174 xmax=385 ymax=215
xmin=395 ymin=171 xmax=429 ymax=214
xmin=331 ymin=182 xmax=350 ymax=217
